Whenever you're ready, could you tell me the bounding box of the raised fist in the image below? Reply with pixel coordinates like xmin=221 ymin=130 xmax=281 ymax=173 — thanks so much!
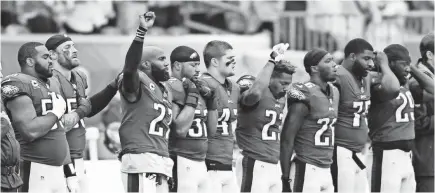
xmin=374 ymin=51 xmax=389 ymax=68
xmin=139 ymin=11 xmax=156 ymax=30
xmin=271 ymin=43 xmax=290 ymax=62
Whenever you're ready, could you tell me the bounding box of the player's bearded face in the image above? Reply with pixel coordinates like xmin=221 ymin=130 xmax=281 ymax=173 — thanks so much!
xmin=353 ymin=51 xmax=374 ymax=77
xmin=34 ymin=46 xmax=53 ymax=78
xmin=58 ymin=41 xmax=80 ymax=70
xmin=182 ymin=61 xmax=200 ymax=79
xmin=151 ymin=61 xmax=170 ymax=82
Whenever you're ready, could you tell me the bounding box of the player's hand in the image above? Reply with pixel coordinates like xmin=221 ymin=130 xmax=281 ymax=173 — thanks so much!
xmin=271 ymin=43 xmax=290 ymax=62
xmin=282 ymin=176 xmax=292 ymax=192
xmin=49 ymin=93 xmax=67 ymax=119
xmin=190 ymin=76 xmax=213 ymax=99
xmin=374 ymin=51 xmax=389 ymax=68
xmin=183 ymin=79 xmax=200 ymax=108
xmin=66 ymin=176 xmax=80 ymax=193
xmin=62 ymin=112 xmax=80 ymax=132
xmin=139 ymin=11 xmax=156 ymax=30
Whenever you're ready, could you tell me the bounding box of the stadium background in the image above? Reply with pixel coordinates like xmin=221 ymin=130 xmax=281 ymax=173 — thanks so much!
xmin=1 ymin=1 xmax=434 ymax=192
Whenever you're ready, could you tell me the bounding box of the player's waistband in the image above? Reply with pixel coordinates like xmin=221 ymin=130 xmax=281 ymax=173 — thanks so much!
xmin=205 ymin=159 xmax=232 ymax=171
xmin=372 ymin=139 xmax=414 ymax=152
xmin=335 ymin=145 xmax=366 ymax=170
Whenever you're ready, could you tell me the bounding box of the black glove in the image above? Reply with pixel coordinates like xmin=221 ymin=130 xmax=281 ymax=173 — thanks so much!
xmin=190 ymin=76 xmax=213 ymax=99
xmin=183 ymin=79 xmax=199 ymax=108
xmin=282 ymin=176 xmax=292 ymax=192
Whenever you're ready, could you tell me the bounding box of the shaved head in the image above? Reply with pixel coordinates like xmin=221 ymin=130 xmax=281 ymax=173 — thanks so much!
xmin=140 ymin=46 xmax=170 ymax=82
xmin=141 ymin=46 xmax=164 ymax=62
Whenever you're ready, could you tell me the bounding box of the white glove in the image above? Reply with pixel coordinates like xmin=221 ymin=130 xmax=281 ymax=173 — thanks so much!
xmin=48 ymin=92 xmax=66 ymax=119
xmin=271 ymin=43 xmax=289 ymax=62
xmin=66 ymin=176 xmax=80 ymax=193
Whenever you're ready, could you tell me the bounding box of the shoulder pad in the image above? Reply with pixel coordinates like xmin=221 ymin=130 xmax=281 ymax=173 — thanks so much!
xmin=1 ymin=74 xmax=32 ymax=102
xmin=287 ymin=82 xmax=310 ymax=103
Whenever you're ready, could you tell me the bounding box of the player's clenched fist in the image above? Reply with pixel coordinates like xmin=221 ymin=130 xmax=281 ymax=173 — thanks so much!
xmin=271 ymin=43 xmax=290 ymax=62
xmin=139 ymin=11 xmax=156 ymax=30
xmin=48 ymin=92 xmax=66 ymax=119
xmin=374 ymin=51 xmax=389 ymax=68
xmin=62 ymin=112 xmax=80 ymax=132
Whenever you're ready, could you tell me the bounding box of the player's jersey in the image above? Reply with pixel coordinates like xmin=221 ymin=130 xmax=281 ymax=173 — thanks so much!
xmin=167 ymin=78 xmax=209 ymax=161
xmin=1 ymin=73 xmax=70 ymax=166
xmin=118 ymin=71 xmax=173 ymax=158
xmin=50 ymin=69 xmax=87 ymax=159
xmin=236 ymin=88 xmax=286 ymax=164
xmin=289 ymin=82 xmax=339 ymax=168
xmin=334 ymin=66 xmax=371 ymax=152
xmin=201 ymin=73 xmax=239 ymax=165
xmin=368 ymin=85 xmax=415 ymax=142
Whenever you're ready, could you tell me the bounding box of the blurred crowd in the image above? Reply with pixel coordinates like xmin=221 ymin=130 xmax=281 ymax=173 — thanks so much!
xmin=2 ymin=0 xmax=433 ymax=37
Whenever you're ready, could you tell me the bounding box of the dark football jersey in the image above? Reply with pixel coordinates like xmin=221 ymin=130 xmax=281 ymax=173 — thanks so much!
xmin=368 ymin=85 xmax=415 ymax=142
xmin=50 ymin=69 xmax=87 ymax=159
xmin=334 ymin=66 xmax=371 ymax=152
xmin=1 ymin=73 xmax=70 ymax=166
xmin=118 ymin=71 xmax=173 ymax=157
xmin=289 ymin=82 xmax=339 ymax=168
xmin=167 ymin=78 xmax=208 ymax=161
xmin=236 ymin=88 xmax=286 ymax=164
xmin=201 ymin=73 xmax=239 ymax=165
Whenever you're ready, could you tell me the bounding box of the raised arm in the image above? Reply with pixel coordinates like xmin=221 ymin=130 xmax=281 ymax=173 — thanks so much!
xmin=6 ymin=93 xmax=66 ymax=142
xmin=122 ymin=12 xmax=155 ymax=98
xmin=241 ymin=43 xmax=289 ymax=107
xmin=410 ymin=62 xmax=434 ymax=95
xmin=371 ymin=51 xmax=401 ymax=102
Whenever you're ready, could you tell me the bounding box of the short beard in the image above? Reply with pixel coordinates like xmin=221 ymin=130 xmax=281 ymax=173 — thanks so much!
xmin=60 ymin=60 xmax=78 ymax=70
xmin=35 ymin=63 xmax=52 ymax=80
xmin=353 ymin=60 xmax=368 ymax=78
xmin=152 ymin=68 xmax=170 ymax=82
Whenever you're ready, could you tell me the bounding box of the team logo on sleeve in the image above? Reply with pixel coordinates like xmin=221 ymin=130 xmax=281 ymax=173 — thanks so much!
xmin=288 ymin=84 xmax=306 ymax=100
xmin=1 ymin=85 xmax=19 ymax=98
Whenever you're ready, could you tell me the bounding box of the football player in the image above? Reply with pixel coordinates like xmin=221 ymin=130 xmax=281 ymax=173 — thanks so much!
xmin=368 ymin=44 xmax=433 ymax=193
xmin=331 ymin=38 xmax=400 ymax=193
xmin=1 ymin=42 xmax=75 ymax=193
xmin=411 ymin=33 xmax=434 ymax=192
xmin=166 ymin=46 xmax=218 ymax=193
xmin=201 ymin=40 xmax=240 ymax=193
xmin=45 ymin=34 xmax=90 ymax=193
xmin=116 ymin=12 xmax=173 ymax=193
xmin=0 ymin=63 xmax=23 ymax=192
xmin=237 ymin=43 xmax=294 ymax=193
xmin=281 ymin=48 xmax=339 ymax=193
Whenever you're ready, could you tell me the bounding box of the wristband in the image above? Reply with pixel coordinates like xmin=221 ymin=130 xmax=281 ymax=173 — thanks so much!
xmin=185 ymin=93 xmax=199 ymax=108
xmin=64 ymin=163 xmax=77 ymax=178
xmin=270 ymin=51 xmax=278 ymax=60
xmin=135 ymin=26 xmax=148 ymax=40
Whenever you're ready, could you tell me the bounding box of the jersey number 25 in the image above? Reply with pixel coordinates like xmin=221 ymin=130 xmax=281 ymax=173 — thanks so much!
xmin=395 ymin=91 xmax=414 ymax=123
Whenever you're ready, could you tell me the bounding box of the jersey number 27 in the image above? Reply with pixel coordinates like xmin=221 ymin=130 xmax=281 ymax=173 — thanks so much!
xmin=149 ymin=103 xmax=172 ymax=139
xmin=262 ymin=110 xmax=283 ymax=141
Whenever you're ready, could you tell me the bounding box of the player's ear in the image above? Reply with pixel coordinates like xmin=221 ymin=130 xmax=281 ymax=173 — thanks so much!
xmin=26 ymin=58 xmax=35 ymax=67
xmin=426 ymin=51 xmax=433 ymax=60
xmin=211 ymin=58 xmax=219 ymax=67
xmin=349 ymin=53 xmax=356 ymax=61
xmin=49 ymin=50 xmax=58 ymax=60
xmin=173 ymin=61 xmax=181 ymax=71
xmin=310 ymin=65 xmax=318 ymax=74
